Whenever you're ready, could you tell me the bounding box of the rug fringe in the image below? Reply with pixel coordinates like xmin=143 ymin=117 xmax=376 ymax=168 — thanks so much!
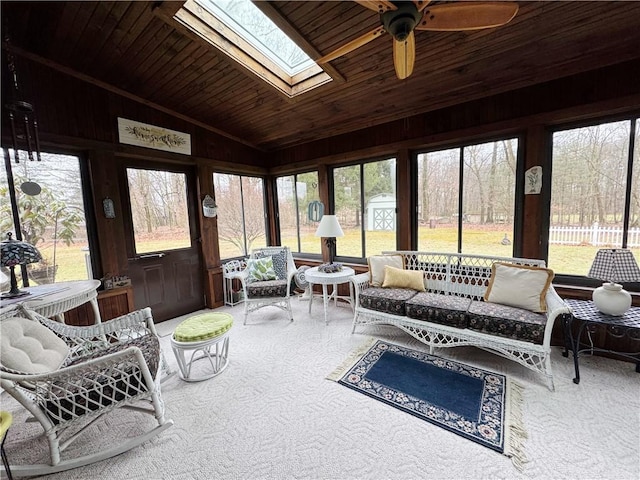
xmin=505 ymin=380 xmax=528 ymax=472
xmin=326 ymin=337 xmax=378 ymax=381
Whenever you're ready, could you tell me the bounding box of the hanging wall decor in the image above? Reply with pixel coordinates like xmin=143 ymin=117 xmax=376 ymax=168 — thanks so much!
xmin=308 ymin=200 xmax=324 ymax=222
xmin=117 ymin=118 xmax=191 ymax=155
xmin=524 ymin=166 xmax=542 ymax=195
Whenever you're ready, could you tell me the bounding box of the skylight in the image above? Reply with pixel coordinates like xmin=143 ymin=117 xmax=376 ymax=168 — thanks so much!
xmin=174 ymin=0 xmax=332 ymax=97
xmin=200 ymin=0 xmax=314 ymax=76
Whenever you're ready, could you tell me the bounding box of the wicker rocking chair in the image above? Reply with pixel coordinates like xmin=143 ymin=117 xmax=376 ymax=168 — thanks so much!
xmin=241 ymin=246 xmax=297 ymax=324
xmin=0 ymin=306 xmax=173 ymax=477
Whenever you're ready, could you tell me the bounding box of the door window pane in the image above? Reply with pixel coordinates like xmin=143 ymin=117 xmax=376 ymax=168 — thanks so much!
xmin=126 ymin=168 xmax=191 ymax=254
xmin=549 ymin=120 xmax=635 ymax=275
xmin=214 ymin=173 xmax=267 ymax=259
xmin=1 ymin=150 xmax=93 ymax=284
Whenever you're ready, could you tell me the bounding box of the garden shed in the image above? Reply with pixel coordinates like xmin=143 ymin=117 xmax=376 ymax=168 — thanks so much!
xmin=366 ymin=194 xmax=396 ymax=231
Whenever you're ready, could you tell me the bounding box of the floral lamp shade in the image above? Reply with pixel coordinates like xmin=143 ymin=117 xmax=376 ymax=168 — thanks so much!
xmin=1 ymin=232 xmax=42 ymax=299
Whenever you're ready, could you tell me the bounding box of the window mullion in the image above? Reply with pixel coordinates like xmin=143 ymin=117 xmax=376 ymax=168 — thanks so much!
xmin=622 ymin=118 xmax=637 ymax=248
xmin=458 ymin=148 xmax=464 ymax=254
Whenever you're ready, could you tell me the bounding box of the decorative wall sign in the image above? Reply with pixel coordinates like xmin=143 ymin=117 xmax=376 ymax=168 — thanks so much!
xmin=117 ymin=118 xmax=191 ymax=155
xmin=525 ymin=166 xmax=542 ymax=195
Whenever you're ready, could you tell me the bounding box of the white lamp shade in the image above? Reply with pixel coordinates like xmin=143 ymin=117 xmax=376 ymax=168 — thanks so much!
xmin=315 ymin=215 xmax=344 ymax=238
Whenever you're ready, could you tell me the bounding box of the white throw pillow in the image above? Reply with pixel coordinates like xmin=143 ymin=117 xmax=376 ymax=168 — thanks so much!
xmin=368 ymin=254 xmax=404 ymax=287
xmin=484 ymin=263 xmax=554 ymax=313
xmin=0 ymin=317 xmax=70 ymax=374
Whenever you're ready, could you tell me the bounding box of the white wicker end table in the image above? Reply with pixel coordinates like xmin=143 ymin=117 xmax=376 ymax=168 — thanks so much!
xmin=305 ymin=266 xmax=355 ymax=325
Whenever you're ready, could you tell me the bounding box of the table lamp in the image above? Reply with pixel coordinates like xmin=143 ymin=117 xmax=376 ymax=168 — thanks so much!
xmin=315 ymin=214 xmax=344 ymax=265
xmin=588 ymin=248 xmax=640 ymax=316
xmin=1 ymin=232 xmax=42 ymax=299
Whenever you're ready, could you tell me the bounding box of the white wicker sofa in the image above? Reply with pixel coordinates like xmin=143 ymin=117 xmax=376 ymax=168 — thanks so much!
xmin=350 ymin=251 xmax=570 ymax=390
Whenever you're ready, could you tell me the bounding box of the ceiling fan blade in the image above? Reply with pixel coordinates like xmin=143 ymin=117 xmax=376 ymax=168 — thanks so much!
xmin=413 ymin=1 xmax=432 ymax=13
xmin=317 ymin=25 xmax=385 ymax=64
xmin=355 ymin=1 xmax=397 ymax=14
xmin=393 ymin=31 xmax=415 ymax=80
xmin=416 ymin=2 xmax=519 ymax=32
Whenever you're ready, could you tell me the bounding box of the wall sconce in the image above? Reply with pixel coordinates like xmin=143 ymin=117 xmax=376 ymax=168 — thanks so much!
xmin=202 ymin=194 xmax=218 ymax=218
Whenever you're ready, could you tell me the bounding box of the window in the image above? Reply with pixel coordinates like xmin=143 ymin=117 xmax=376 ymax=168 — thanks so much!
xmin=175 ymin=0 xmax=332 ymax=97
xmin=213 ymin=173 xmax=267 ymax=259
xmin=416 ymin=138 xmax=518 ymax=256
xmin=0 ymin=150 xmax=95 ymax=285
xmin=548 ymin=117 xmax=639 ymax=279
xmin=126 ymin=168 xmax=191 ymax=254
xmin=333 ymin=158 xmax=397 ymax=259
xmin=276 ymin=171 xmax=321 ymax=255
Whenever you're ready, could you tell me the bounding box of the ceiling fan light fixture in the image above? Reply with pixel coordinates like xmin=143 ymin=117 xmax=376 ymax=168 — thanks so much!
xmin=381 ymin=3 xmax=422 ymax=42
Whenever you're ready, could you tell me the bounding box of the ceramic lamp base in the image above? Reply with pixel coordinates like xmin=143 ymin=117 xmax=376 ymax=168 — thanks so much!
xmin=592 ymin=282 xmax=631 ymax=316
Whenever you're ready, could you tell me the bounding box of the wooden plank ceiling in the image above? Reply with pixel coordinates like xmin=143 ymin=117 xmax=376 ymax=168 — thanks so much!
xmin=2 ymin=1 xmax=640 ymax=152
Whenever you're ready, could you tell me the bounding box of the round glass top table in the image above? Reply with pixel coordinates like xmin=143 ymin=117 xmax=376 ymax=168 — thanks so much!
xmin=0 ymin=279 xmax=102 ymax=324
xmin=304 ymin=266 xmax=355 ymax=325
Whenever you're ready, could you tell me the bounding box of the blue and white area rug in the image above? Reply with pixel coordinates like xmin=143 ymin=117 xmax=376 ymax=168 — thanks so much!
xmin=328 ymin=339 xmax=527 ymax=470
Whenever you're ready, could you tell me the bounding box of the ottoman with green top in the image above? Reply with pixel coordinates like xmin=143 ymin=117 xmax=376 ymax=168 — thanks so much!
xmin=170 ymin=312 xmax=233 ymax=382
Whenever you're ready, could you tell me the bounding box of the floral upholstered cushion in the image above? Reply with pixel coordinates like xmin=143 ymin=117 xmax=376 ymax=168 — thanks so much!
xmin=467 ymin=300 xmax=546 ymax=344
xmin=254 ymin=249 xmax=288 ymax=280
xmin=246 ymin=279 xmax=288 ymax=298
xmin=405 ymin=292 xmax=471 ymax=328
xmin=247 ymin=256 xmax=277 ymax=283
xmin=359 ymin=287 xmax=417 ymax=316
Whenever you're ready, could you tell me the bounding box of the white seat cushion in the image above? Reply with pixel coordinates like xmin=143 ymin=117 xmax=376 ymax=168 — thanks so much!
xmin=0 ymin=317 xmax=70 ymax=373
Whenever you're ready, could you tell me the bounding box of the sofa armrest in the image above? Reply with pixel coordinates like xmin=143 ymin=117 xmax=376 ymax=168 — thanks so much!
xmin=351 ymin=272 xmax=371 ymax=305
xmin=542 ymin=285 xmax=571 ymax=346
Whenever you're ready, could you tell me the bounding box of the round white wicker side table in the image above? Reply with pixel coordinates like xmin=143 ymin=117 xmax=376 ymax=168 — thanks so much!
xmin=170 ymin=312 xmax=233 ymax=382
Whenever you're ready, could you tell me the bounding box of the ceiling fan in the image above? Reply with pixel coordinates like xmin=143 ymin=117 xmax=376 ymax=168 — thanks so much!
xmin=316 ymin=1 xmax=519 ymax=80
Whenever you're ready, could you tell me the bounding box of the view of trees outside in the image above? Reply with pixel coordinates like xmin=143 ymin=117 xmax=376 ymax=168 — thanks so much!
xmin=417 ymin=139 xmax=517 ymax=257
xmin=549 ymin=119 xmax=640 ymax=275
xmin=333 ymin=158 xmax=397 ymax=258
xmin=276 ymin=172 xmax=321 ymax=254
xmin=126 ymin=168 xmax=191 ymax=255
xmin=214 ymin=173 xmax=267 ymax=259
xmin=0 ymin=150 xmax=91 ymax=285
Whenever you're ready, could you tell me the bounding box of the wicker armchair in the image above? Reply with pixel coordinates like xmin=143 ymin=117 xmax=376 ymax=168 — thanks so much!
xmin=241 ymin=246 xmax=296 ymax=324
xmin=0 ymin=306 xmax=173 ymax=477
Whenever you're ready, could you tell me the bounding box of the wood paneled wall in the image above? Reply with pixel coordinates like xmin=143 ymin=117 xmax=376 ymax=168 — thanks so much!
xmin=2 ymin=54 xmax=640 ymax=315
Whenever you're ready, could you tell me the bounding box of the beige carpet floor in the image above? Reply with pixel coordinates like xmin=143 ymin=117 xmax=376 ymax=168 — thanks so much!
xmin=2 ymin=296 xmax=639 ymax=480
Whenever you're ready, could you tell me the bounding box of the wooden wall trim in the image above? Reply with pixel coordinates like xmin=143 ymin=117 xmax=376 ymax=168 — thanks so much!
xmin=521 ymin=125 xmax=546 ymax=259
xmin=4 ymin=43 xmax=260 ymax=150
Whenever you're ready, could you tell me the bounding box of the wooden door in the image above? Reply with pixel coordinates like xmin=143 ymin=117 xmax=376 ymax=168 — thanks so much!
xmin=122 ymin=163 xmax=204 ymax=322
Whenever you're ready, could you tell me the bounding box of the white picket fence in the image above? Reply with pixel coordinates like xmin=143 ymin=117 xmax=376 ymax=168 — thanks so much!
xmin=549 ymin=222 xmax=640 ymax=247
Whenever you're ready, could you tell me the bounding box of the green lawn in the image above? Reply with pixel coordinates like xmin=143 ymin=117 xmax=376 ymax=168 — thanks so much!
xmin=36 ymin=226 xmax=638 ymax=285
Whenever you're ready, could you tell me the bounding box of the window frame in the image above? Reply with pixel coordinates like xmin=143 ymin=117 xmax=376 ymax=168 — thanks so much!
xmin=330 ymin=156 xmax=399 ymax=263
xmin=412 ymin=133 xmax=525 ymax=257
xmin=1 ymin=146 xmax=101 ymax=282
xmin=213 ymin=171 xmax=269 ymax=261
xmin=274 ymin=170 xmax=323 ymax=260
xmin=542 ymin=113 xmax=640 ymax=288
